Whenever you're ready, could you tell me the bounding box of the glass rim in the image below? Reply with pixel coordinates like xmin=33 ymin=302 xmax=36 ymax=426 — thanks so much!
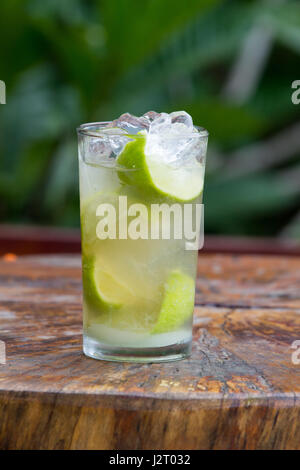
xmin=77 ymin=121 xmax=209 ymax=139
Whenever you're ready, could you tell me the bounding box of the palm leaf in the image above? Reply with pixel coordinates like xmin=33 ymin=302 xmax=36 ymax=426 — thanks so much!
xmin=260 ymin=1 xmax=300 ymax=54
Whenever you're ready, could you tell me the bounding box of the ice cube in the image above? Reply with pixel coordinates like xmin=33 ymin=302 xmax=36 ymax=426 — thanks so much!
xmin=170 ymin=111 xmax=193 ymax=129
xmin=142 ymin=110 xmax=161 ymax=124
xmin=83 ymin=133 xmax=129 ymax=165
xmin=145 ymin=110 xmax=202 ymax=166
xmin=110 ymin=135 xmax=131 ymax=156
xmin=111 ymin=112 xmax=149 ymax=134
xmin=148 ymin=112 xmax=172 ymax=135
xmin=171 ymin=135 xmax=207 ymax=167
xmin=85 ymin=136 xmax=112 ymax=164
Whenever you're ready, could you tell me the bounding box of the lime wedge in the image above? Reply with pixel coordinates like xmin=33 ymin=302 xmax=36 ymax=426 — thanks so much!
xmin=117 ymin=135 xmax=203 ymax=201
xmin=152 ymin=270 xmax=195 ymax=334
xmin=82 ymin=255 xmax=133 ymax=312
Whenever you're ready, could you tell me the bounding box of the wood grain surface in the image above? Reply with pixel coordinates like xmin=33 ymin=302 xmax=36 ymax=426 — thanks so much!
xmin=0 ymin=254 xmax=299 ymax=450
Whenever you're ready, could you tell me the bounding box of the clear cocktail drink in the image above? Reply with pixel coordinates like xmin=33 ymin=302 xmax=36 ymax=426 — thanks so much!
xmin=77 ymin=112 xmax=208 ymax=362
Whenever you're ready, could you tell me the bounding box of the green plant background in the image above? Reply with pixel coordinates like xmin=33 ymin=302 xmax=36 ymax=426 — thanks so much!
xmin=0 ymin=0 xmax=299 ymax=237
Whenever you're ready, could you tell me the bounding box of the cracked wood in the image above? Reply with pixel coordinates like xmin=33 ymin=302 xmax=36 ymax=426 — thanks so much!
xmin=0 ymin=254 xmax=299 ymax=449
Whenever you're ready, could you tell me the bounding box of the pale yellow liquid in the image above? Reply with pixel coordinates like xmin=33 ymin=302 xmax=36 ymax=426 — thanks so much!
xmin=79 ymin=160 xmax=201 ymax=348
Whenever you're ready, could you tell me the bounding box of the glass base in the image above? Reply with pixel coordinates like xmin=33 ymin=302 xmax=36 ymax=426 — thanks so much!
xmin=83 ymin=335 xmax=191 ymax=363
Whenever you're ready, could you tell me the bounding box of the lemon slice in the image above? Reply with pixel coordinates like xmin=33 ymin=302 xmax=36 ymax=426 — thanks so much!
xmin=82 ymin=255 xmax=133 ymax=312
xmin=117 ymin=135 xmax=203 ymax=201
xmin=152 ymin=270 xmax=195 ymax=334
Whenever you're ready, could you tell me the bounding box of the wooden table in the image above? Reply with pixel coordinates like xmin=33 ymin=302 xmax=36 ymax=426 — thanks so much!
xmin=0 ymin=254 xmax=299 ymax=450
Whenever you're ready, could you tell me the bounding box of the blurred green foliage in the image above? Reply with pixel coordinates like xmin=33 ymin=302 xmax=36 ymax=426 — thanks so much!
xmin=0 ymin=0 xmax=299 ymax=236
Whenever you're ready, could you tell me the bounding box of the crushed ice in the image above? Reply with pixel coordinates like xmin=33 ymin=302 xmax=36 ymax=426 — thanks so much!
xmin=89 ymin=111 xmax=206 ymax=167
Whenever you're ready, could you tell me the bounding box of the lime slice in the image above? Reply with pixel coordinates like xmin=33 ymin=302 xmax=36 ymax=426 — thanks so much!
xmin=152 ymin=270 xmax=195 ymax=334
xmin=117 ymin=135 xmax=203 ymax=201
xmin=82 ymin=255 xmax=133 ymax=312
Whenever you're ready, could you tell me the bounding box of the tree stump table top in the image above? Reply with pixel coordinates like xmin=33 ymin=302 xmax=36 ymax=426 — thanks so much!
xmin=0 ymin=253 xmax=299 ymax=450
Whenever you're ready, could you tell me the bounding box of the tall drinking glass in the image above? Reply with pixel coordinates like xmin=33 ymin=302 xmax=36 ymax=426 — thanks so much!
xmin=77 ymin=121 xmax=208 ymax=362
